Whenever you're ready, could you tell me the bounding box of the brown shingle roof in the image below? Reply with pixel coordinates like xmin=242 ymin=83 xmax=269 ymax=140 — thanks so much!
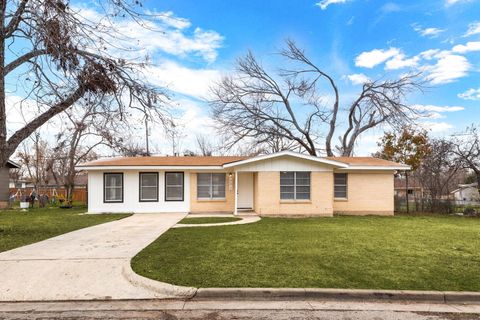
xmin=325 ymin=157 xmax=409 ymax=167
xmin=78 ymin=156 xmax=250 ymax=167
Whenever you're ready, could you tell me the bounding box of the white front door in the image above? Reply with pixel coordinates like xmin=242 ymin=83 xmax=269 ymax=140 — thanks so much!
xmin=237 ymin=172 xmax=254 ymax=209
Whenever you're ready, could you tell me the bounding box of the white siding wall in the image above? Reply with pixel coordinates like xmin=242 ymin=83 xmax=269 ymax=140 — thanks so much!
xmin=87 ymin=170 xmax=190 ymax=213
xmin=235 ymin=156 xmax=334 ymax=172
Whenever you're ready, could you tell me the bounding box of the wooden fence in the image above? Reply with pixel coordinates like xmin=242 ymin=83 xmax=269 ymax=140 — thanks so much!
xmin=9 ymin=187 xmax=87 ymax=204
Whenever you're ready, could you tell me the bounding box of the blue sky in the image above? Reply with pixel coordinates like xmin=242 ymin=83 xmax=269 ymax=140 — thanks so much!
xmin=129 ymin=0 xmax=480 ymax=154
xmin=7 ymin=0 xmax=480 ymax=155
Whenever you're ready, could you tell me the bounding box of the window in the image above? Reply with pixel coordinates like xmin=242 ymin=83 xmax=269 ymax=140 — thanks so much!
xmin=280 ymin=171 xmax=310 ymax=200
xmin=334 ymin=173 xmax=348 ymax=199
xmin=139 ymin=172 xmax=158 ymax=202
xmin=165 ymin=172 xmax=184 ymax=201
xmin=197 ymin=173 xmax=226 ymax=199
xmin=104 ymin=173 xmax=123 ymax=203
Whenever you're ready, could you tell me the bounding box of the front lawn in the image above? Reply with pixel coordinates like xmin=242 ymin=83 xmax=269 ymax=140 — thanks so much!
xmin=179 ymin=217 xmax=242 ymax=224
xmin=0 ymin=207 xmax=130 ymax=252
xmin=132 ymin=215 xmax=480 ymax=291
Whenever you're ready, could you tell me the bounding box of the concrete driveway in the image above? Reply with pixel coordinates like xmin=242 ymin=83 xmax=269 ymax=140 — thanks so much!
xmin=0 ymin=213 xmax=191 ymax=301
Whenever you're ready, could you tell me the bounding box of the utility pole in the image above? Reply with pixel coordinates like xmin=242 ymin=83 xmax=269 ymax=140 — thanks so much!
xmin=145 ymin=116 xmax=150 ymax=156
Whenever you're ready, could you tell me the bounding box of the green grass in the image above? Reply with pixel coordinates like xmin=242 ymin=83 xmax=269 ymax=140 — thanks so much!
xmin=132 ymin=215 xmax=480 ymax=291
xmin=0 ymin=206 xmax=130 ymax=252
xmin=179 ymin=217 xmax=242 ymax=224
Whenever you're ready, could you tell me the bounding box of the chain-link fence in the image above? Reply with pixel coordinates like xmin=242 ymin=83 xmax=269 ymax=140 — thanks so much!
xmin=394 ymin=196 xmax=480 ymax=215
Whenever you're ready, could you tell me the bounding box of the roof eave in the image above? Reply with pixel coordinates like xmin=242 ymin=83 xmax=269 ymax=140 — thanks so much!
xmin=223 ymin=150 xmax=349 ymax=168
xmin=75 ymin=165 xmax=226 ymax=171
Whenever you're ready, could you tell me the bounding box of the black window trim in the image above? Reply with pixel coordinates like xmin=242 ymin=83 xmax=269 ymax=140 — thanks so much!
xmin=165 ymin=171 xmax=184 ymax=202
xmin=103 ymin=172 xmax=124 ymax=203
xmin=139 ymin=172 xmax=159 ymax=202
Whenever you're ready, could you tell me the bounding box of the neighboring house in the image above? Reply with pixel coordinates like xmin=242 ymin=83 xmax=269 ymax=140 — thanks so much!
xmin=394 ymin=177 xmax=425 ymax=199
xmin=0 ymin=160 xmax=21 ymax=208
xmin=76 ymin=150 xmax=409 ymax=216
xmin=451 ymin=183 xmax=480 ymax=205
xmin=8 ymin=179 xmax=29 ymax=189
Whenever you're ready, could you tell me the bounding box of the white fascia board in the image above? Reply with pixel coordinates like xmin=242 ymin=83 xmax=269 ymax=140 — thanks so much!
xmin=339 ymin=165 xmax=411 ymax=171
xmin=75 ymin=165 xmax=226 ymax=171
xmin=223 ymin=150 xmax=349 ymax=168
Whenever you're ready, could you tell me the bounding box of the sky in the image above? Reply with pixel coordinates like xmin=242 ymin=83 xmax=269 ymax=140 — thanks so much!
xmin=7 ymin=0 xmax=480 ymax=156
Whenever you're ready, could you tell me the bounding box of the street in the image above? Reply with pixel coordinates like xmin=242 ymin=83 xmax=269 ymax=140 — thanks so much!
xmin=1 ymin=299 xmax=480 ymax=320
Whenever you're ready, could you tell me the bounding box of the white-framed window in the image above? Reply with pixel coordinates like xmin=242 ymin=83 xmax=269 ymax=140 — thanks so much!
xmin=165 ymin=172 xmax=184 ymax=201
xmin=197 ymin=173 xmax=226 ymax=199
xmin=334 ymin=173 xmax=348 ymax=199
xmin=104 ymin=173 xmax=123 ymax=203
xmin=139 ymin=172 xmax=158 ymax=202
xmin=280 ymin=171 xmax=310 ymax=200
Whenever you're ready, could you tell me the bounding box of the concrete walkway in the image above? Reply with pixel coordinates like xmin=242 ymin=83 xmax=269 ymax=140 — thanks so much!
xmin=173 ymin=215 xmax=261 ymax=228
xmin=0 ymin=213 xmax=194 ymax=301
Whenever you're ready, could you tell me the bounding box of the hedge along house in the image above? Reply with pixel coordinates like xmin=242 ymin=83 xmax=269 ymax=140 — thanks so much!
xmin=76 ymin=151 xmax=410 ymax=216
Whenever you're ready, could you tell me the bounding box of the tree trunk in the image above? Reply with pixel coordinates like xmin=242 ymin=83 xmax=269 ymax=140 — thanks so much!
xmin=0 ymin=1 xmax=8 ymax=207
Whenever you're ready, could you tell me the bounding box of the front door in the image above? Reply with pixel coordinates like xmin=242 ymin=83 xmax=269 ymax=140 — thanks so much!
xmin=237 ymin=172 xmax=254 ymax=209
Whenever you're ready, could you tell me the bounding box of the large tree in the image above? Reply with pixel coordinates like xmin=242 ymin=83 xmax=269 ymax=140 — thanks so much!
xmin=452 ymin=124 xmax=480 ymax=191
xmin=374 ymin=126 xmax=431 ymax=172
xmin=211 ymin=40 xmax=423 ymax=156
xmin=0 ymin=0 xmax=169 ymax=206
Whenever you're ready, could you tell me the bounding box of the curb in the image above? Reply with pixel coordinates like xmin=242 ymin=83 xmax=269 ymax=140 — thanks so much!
xmin=194 ymin=288 xmax=480 ymax=304
xmin=121 ymin=262 xmax=197 ymax=299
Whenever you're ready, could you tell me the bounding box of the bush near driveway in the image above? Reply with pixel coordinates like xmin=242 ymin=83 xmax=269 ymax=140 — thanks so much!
xmin=0 ymin=207 xmax=130 ymax=252
xmin=132 ymin=215 xmax=480 ymax=291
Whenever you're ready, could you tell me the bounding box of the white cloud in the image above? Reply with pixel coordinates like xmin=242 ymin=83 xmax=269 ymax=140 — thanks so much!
xmin=412 ymin=104 xmax=465 ymax=113
xmin=315 ymin=0 xmax=349 ymax=10
xmin=458 ymin=88 xmax=480 ymax=100
xmin=153 ymin=11 xmax=191 ymax=29
xmin=413 ymin=26 xmax=446 ymax=38
xmin=355 ymin=47 xmax=400 ymax=68
xmin=385 ymin=53 xmax=419 ymax=70
xmin=419 ymin=121 xmax=454 ymax=132
xmin=445 ymin=0 xmax=470 ymax=5
xmin=419 ymin=49 xmax=441 ymax=60
xmin=146 ymin=61 xmax=222 ymax=99
xmin=452 ymin=41 xmax=480 ymax=54
xmin=346 ymin=73 xmax=370 ymax=85
xmin=464 ymin=21 xmax=480 ymax=37
xmin=424 ymin=54 xmax=470 ymax=84
xmin=76 ymin=6 xmax=224 ymax=63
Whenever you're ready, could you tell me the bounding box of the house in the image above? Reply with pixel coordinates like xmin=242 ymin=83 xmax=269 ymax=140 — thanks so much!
xmin=76 ymin=150 xmax=410 ymax=216
xmin=451 ymin=183 xmax=480 ymax=205
xmin=0 ymin=160 xmax=21 ymax=208
xmin=394 ymin=177 xmax=425 ymax=199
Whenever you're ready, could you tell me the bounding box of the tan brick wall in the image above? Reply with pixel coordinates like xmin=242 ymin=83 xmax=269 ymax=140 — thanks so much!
xmin=254 ymin=171 xmax=334 ymax=216
xmin=189 ymin=172 xmax=235 ymax=213
xmin=333 ymin=171 xmax=394 ymax=216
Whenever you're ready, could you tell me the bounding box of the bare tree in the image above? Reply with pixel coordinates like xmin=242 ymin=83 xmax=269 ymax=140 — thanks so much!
xmin=195 ymin=134 xmax=214 ymax=156
xmin=211 ymin=39 xmax=423 ymax=156
xmin=0 ymin=0 xmax=170 ymax=206
xmin=17 ymin=133 xmax=51 ymax=190
xmin=452 ymin=124 xmax=480 ymax=190
xmin=416 ymin=139 xmax=460 ymax=211
xmin=48 ymin=102 xmax=125 ymax=204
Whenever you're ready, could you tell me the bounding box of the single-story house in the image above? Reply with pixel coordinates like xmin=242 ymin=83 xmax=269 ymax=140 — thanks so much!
xmin=76 ymin=150 xmax=410 ymax=216
xmin=451 ymin=183 xmax=480 ymax=205
xmin=0 ymin=160 xmax=21 ymax=208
